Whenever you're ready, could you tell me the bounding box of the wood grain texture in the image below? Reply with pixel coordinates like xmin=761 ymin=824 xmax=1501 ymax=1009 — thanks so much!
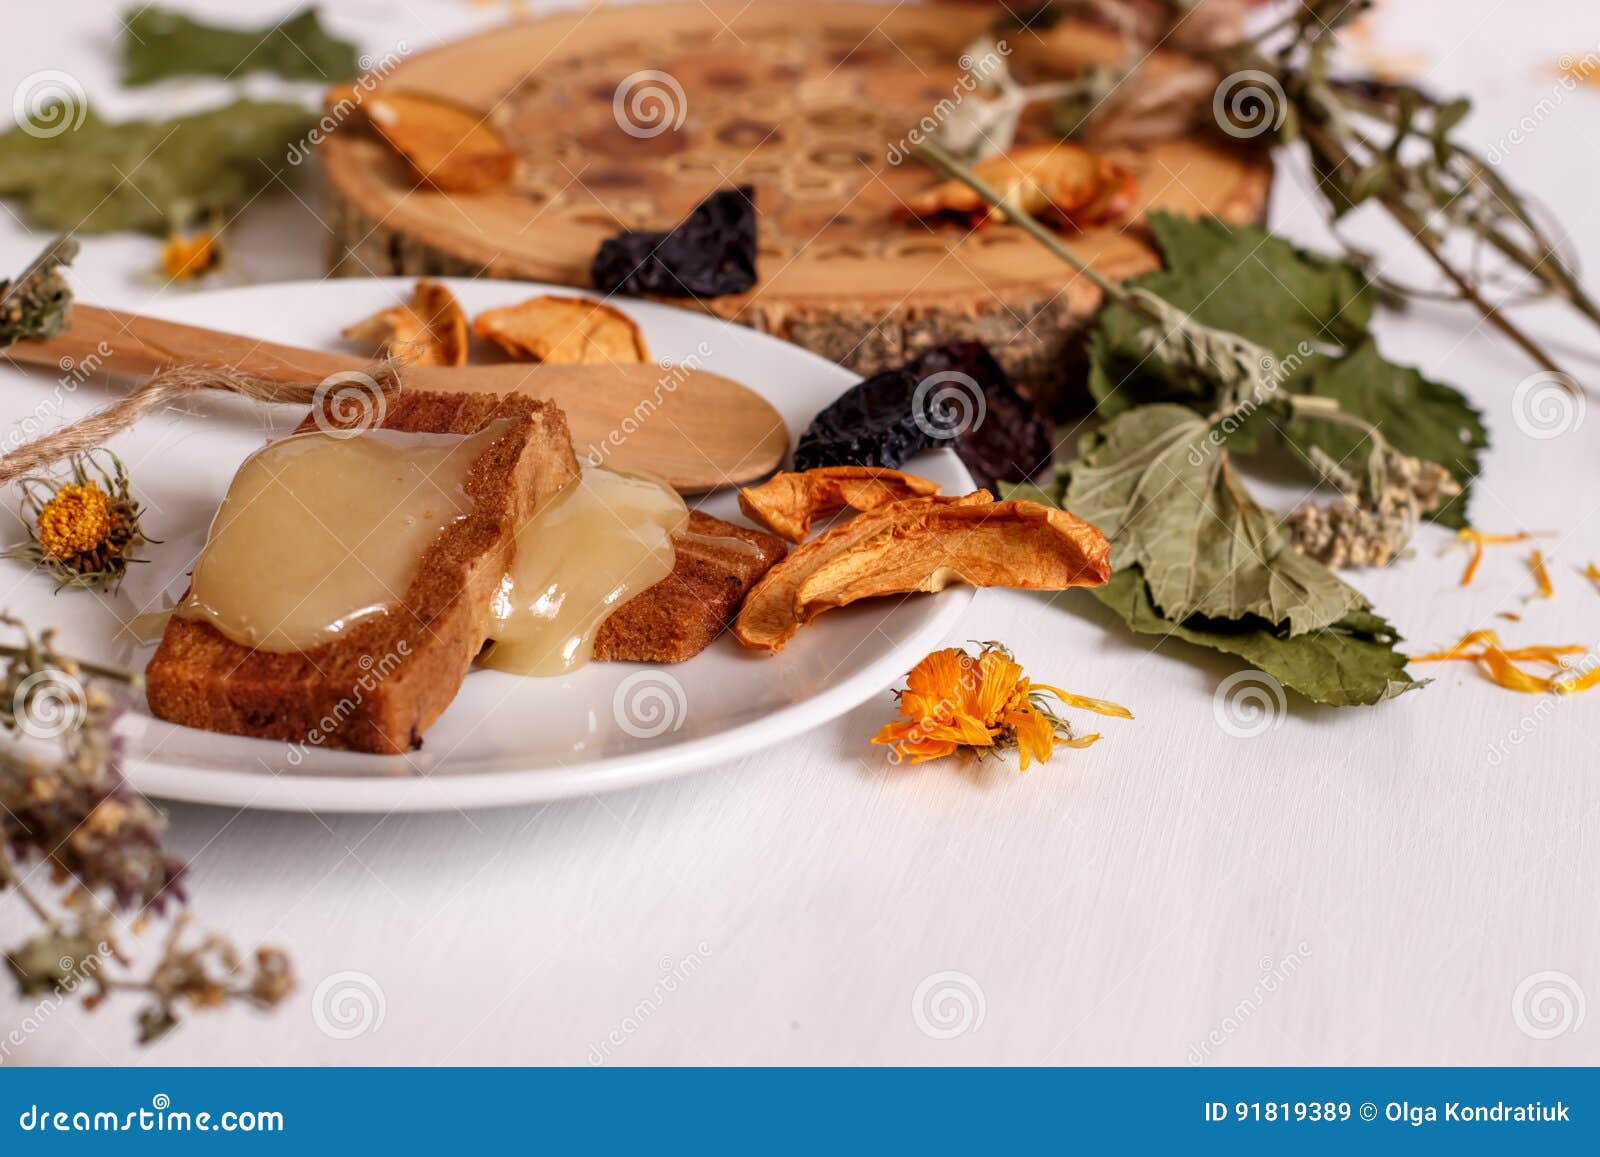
xmin=320 ymin=2 xmax=1272 ymax=399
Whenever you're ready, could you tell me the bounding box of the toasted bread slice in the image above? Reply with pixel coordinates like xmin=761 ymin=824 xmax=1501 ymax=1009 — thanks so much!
xmin=593 ymin=511 xmax=786 ymax=664
xmin=145 ymin=391 xmax=580 ymax=754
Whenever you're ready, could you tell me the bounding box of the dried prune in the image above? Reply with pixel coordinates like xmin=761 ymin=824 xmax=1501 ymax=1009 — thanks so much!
xmin=793 ymin=342 xmax=1054 ymax=493
xmin=590 ymin=186 xmax=757 ymax=298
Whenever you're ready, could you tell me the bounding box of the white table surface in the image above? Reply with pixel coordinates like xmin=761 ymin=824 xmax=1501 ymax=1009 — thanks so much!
xmin=2 ymin=0 xmax=1598 ymax=1066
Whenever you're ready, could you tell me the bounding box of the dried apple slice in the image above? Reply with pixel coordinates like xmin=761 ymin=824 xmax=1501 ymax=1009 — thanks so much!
xmin=364 ymin=91 xmax=515 ymax=193
xmin=472 ymin=295 xmax=649 ymax=364
xmin=737 ymin=466 xmax=941 ymax=543
xmin=904 ymin=142 xmax=1136 ymax=230
xmin=733 ymin=493 xmax=1111 ymax=653
xmin=341 ymin=279 xmax=468 ymax=367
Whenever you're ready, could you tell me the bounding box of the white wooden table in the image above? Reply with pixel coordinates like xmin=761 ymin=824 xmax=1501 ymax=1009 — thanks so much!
xmin=1 ymin=0 xmax=1597 ymax=1065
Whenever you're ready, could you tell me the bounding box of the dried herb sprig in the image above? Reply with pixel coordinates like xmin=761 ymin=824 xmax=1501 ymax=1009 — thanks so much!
xmin=915 ymin=140 xmax=1284 ymax=410
xmin=0 ymin=618 xmax=291 ymax=1043
xmin=4 ymin=450 xmax=153 ymax=592
xmin=1018 ymin=0 xmax=1594 ymax=387
xmin=0 ymin=236 xmax=77 ymax=350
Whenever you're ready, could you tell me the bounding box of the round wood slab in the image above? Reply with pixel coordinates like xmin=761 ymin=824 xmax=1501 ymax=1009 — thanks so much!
xmin=323 ymin=2 xmax=1271 ymax=398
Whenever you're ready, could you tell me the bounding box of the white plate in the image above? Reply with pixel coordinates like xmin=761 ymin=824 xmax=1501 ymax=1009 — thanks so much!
xmin=0 ymin=278 xmax=975 ymax=812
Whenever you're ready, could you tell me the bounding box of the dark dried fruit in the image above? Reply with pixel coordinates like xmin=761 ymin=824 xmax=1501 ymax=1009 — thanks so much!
xmin=590 ymin=186 xmax=757 ymax=298
xmin=793 ymin=342 xmax=1053 ymax=492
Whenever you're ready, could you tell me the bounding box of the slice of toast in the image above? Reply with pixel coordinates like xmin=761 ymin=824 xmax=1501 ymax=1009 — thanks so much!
xmin=593 ymin=511 xmax=786 ymax=664
xmin=145 ymin=391 xmax=579 ymax=754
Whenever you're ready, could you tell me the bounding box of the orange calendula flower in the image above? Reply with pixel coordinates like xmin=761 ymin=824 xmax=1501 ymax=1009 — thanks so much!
xmin=161 ymin=231 xmax=221 ymax=281
xmin=871 ymin=643 xmax=1131 ymax=770
xmin=1585 ymin=562 xmax=1600 ymax=593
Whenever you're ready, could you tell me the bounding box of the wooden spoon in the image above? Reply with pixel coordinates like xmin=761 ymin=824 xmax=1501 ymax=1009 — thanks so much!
xmin=5 ymin=304 xmax=790 ymax=493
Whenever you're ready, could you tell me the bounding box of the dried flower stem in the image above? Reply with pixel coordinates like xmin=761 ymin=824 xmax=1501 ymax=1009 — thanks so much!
xmin=913 ymin=141 xmax=1279 ymax=408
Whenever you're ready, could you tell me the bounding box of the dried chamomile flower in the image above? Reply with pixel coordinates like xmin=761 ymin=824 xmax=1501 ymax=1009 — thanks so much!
xmin=5 ymin=450 xmax=152 ymax=591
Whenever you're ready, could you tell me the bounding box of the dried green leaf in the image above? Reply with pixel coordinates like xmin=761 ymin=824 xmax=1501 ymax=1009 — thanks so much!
xmin=1065 ymin=403 xmax=1364 ymax=635
xmin=122 ymin=6 xmax=359 ymax=86
xmin=1087 ymin=568 xmax=1419 ymax=707
xmin=138 ymin=1006 xmax=180 ymax=1044
xmin=0 ymin=101 xmax=314 ymax=234
xmin=5 ymin=930 xmax=100 ymax=997
xmin=1281 ymin=340 xmax=1487 ymax=528
xmin=1088 ymin=213 xmax=1375 ymax=417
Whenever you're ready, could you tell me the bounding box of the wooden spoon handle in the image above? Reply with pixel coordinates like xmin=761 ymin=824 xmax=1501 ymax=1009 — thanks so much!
xmin=5 ymin=304 xmax=365 ymax=381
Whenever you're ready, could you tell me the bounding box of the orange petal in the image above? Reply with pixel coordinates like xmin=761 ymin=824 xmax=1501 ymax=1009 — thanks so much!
xmin=1555 ymin=662 xmax=1600 ymax=695
xmin=1479 ymin=644 xmax=1553 ymax=693
xmin=1009 ymin=708 xmax=1056 ymax=772
xmin=974 ymin=649 xmax=1024 ymax=723
xmin=1529 ymin=550 xmax=1554 ymax=599
xmin=1030 ymin=683 xmax=1134 ymax=719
